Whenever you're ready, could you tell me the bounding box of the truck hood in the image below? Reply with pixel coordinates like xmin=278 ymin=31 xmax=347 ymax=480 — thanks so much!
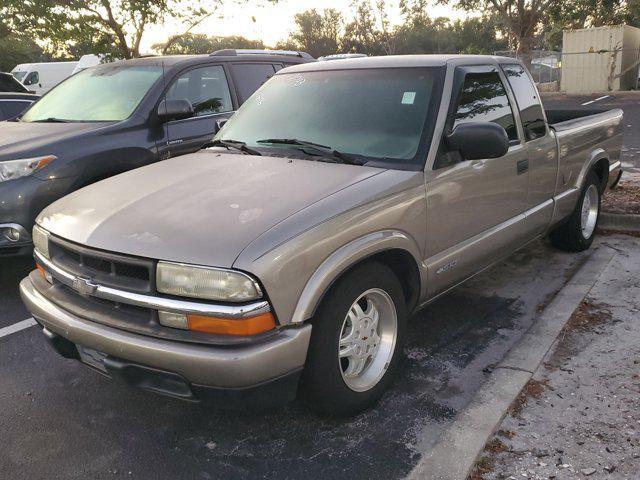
xmin=0 ymin=121 xmax=113 ymax=160
xmin=37 ymin=151 xmax=385 ymax=267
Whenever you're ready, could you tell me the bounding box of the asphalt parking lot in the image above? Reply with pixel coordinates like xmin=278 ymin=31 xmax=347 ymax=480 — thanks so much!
xmin=1 ymin=93 xmax=638 ymax=480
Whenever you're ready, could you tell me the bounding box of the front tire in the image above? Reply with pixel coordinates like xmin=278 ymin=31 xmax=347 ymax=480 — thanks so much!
xmin=550 ymin=171 xmax=601 ymax=252
xmin=299 ymin=262 xmax=407 ymax=416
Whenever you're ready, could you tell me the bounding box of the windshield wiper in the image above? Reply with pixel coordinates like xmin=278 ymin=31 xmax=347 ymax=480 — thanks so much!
xmin=210 ymin=139 xmax=262 ymax=156
xmin=256 ymin=138 xmax=366 ymax=165
xmin=31 ymin=117 xmax=71 ymax=123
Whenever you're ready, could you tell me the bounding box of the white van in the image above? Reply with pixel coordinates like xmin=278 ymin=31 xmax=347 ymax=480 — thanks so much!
xmin=71 ymin=55 xmax=104 ymax=75
xmin=11 ymin=61 xmax=78 ymax=95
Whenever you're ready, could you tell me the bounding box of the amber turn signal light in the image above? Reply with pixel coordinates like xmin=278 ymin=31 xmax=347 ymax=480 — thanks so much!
xmin=187 ymin=312 xmax=276 ymax=336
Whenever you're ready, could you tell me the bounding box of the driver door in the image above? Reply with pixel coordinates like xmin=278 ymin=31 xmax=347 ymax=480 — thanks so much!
xmin=425 ymin=66 xmax=529 ymax=296
xmin=157 ymin=65 xmax=234 ymax=160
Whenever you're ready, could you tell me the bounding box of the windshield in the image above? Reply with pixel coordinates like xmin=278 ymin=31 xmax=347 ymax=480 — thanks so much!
xmin=21 ymin=64 xmax=163 ymax=122
xmin=12 ymin=71 xmax=26 ymax=81
xmin=215 ymin=67 xmax=444 ymax=168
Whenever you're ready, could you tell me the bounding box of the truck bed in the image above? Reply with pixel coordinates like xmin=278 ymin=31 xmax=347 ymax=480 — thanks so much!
xmin=544 ymin=108 xmax=620 ymax=132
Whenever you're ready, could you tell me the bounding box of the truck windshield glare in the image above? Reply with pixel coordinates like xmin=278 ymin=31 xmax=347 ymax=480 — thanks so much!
xmin=216 ymin=67 xmax=444 ymax=166
xmin=21 ymin=65 xmax=163 ymax=122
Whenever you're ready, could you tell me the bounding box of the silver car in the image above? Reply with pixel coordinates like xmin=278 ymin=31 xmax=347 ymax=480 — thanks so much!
xmin=21 ymin=55 xmax=622 ymax=415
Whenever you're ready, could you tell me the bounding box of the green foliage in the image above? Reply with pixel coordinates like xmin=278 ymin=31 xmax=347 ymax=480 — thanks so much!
xmin=542 ymin=0 xmax=639 ymax=50
xmin=0 ymin=0 xmax=271 ymax=59
xmin=0 ymin=34 xmax=47 ymax=71
xmin=154 ymin=34 xmax=265 ymax=55
xmin=276 ymin=1 xmax=507 ymax=58
xmin=275 ymin=8 xmax=344 ymax=58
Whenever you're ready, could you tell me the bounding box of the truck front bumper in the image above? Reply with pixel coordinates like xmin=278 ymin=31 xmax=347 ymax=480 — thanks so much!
xmin=20 ymin=276 xmax=312 ymax=405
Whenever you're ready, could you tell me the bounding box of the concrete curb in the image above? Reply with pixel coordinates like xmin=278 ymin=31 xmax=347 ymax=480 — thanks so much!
xmin=599 ymin=212 xmax=640 ymax=232
xmin=406 ymin=246 xmax=616 ymax=480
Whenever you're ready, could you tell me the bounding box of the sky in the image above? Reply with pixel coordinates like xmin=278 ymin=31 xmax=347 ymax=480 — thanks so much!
xmin=142 ymin=0 xmax=465 ymax=52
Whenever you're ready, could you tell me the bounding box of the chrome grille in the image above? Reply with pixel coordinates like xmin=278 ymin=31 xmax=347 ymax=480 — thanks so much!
xmin=48 ymin=236 xmax=155 ymax=294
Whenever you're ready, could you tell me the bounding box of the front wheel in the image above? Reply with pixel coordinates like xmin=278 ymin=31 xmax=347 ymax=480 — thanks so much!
xmin=550 ymin=171 xmax=601 ymax=252
xmin=298 ymin=262 xmax=407 ymax=416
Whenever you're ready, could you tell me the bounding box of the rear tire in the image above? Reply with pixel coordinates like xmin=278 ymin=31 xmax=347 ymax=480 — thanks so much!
xmin=298 ymin=262 xmax=407 ymax=416
xmin=550 ymin=171 xmax=601 ymax=252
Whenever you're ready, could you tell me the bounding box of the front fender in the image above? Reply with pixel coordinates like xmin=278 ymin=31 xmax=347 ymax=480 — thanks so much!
xmin=289 ymin=230 xmax=425 ymax=324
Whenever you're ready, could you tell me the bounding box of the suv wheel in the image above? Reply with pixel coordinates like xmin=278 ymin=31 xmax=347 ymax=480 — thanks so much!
xmin=299 ymin=262 xmax=407 ymax=416
xmin=550 ymin=171 xmax=601 ymax=252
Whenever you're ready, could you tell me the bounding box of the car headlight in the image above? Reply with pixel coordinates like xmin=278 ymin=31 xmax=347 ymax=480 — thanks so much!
xmin=32 ymin=224 xmax=50 ymax=259
xmin=0 ymin=155 xmax=56 ymax=183
xmin=156 ymin=261 xmax=263 ymax=302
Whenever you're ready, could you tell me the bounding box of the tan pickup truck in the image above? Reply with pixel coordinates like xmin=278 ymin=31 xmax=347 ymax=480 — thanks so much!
xmin=21 ymin=55 xmax=623 ymax=415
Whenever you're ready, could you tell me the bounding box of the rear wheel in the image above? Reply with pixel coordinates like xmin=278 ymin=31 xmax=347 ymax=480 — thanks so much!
xmin=299 ymin=262 xmax=407 ymax=416
xmin=550 ymin=171 xmax=601 ymax=252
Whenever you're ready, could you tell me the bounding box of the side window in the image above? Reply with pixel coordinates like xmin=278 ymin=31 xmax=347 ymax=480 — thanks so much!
xmin=24 ymin=72 xmax=39 ymax=86
xmin=166 ymin=65 xmax=233 ymax=118
xmin=231 ymin=63 xmax=277 ymax=102
xmin=453 ymin=71 xmax=519 ymax=142
xmin=1 ymin=101 xmax=32 ymax=119
xmin=0 ymin=76 xmax=13 ymax=91
xmin=502 ymin=64 xmax=547 ymax=141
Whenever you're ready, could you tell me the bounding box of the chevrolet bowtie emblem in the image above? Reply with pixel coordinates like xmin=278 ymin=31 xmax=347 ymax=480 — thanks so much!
xmin=72 ymin=276 xmax=98 ymax=296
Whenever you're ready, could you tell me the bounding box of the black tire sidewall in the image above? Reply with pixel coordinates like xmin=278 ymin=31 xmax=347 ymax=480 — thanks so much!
xmin=550 ymin=171 xmax=602 ymax=252
xmin=299 ymin=261 xmax=407 ymax=415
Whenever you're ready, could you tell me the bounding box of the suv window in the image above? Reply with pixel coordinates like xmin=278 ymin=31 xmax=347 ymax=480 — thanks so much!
xmin=0 ymin=74 xmax=23 ymax=92
xmin=231 ymin=63 xmax=277 ymax=102
xmin=453 ymin=71 xmax=518 ymax=142
xmin=502 ymin=64 xmax=547 ymax=141
xmin=0 ymin=100 xmax=32 ymax=119
xmin=166 ymin=65 xmax=232 ymax=117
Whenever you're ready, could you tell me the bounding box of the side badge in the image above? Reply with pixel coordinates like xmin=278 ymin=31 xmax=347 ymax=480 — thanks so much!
xmin=436 ymin=260 xmax=457 ymax=275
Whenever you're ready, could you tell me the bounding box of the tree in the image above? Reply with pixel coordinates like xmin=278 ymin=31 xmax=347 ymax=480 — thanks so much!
xmin=0 ymin=0 xmax=274 ymax=60
xmin=542 ymin=0 xmax=629 ymax=50
xmin=433 ymin=0 xmax=552 ymax=67
xmin=341 ymin=1 xmax=396 ymax=55
xmin=276 ymin=9 xmax=344 ymax=58
xmin=0 ymin=34 xmax=47 ymax=71
xmin=153 ymin=34 xmax=265 ymax=55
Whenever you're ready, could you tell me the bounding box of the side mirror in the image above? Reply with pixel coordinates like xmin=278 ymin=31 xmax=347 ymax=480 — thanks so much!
xmin=445 ymin=122 xmax=509 ymax=161
xmin=157 ymin=99 xmax=194 ymax=123
xmin=214 ymin=118 xmax=228 ymax=133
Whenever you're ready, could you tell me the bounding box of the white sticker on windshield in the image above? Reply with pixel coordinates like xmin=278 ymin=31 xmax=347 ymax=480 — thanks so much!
xmin=402 ymin=92 xmax=416 ymax=104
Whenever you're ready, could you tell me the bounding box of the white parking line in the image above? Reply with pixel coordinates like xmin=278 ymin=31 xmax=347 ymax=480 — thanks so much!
xmin=582 ymin=95 xmax=610 ymax=106
xmin=0 ymin=317 xmax=37 ymax=338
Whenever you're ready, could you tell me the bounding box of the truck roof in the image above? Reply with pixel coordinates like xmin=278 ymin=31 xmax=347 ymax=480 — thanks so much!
xmin=280 ymin=54 xmax=520 ymax=73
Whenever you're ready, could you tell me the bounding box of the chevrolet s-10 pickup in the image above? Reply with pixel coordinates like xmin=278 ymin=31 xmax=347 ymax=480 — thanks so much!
xmin=20 ymin=55 xmax=623 ymax=415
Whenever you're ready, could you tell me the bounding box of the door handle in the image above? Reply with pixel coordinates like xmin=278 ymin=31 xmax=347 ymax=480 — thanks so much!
xmin=471 ymin=160 xmax=485 ymax=169
xmin=517 ymin=159 xmax=529 ymax=175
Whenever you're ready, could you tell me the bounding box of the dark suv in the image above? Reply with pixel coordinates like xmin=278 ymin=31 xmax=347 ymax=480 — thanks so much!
xmin=0 ymin=50 xmax=314 ymax=254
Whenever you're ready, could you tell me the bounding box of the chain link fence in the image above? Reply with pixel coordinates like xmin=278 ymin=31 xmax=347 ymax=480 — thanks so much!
xmin=495 ymin=49 xmax=640 ymax=93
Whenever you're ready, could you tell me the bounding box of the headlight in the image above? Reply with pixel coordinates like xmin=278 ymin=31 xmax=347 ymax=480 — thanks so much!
xmin=32 ymin=224 xmax=50 ymax=259
xmin=0 ymin=155 xmax=56 ymax=183
xmin=156 ymin=261 xmax=263 ymax=302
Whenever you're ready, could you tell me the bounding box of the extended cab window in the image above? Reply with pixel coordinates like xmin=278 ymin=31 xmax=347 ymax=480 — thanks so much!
xmin=231 ymin=63 xmax=276 ymax=102
xmin=166 ymin=66 xmax=232 ymax=117
xmin=453 ymin=71 xmax=518 ymax=142
xmin=502 ymin=64 xmax=547 ymax=141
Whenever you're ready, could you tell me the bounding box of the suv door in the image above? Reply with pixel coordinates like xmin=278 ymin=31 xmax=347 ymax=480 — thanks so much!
xmin=502 ymin=64 xmax=557 ymax=236
xmin=158 ymin=64 xmax=234 ymax=159
xmin=425 ymin=66 xmax=530 ymax=296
